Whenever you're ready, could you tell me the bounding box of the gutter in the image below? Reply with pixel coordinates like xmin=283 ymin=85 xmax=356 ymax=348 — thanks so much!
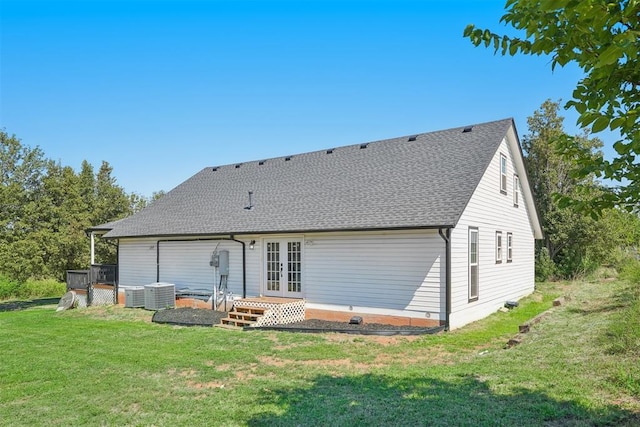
xmin=438 ymin=227 xmax=452 ymax=331
xmin=102 ymin=224 xmax=455 ymax=240
xmin=155 ymin=236 xmax=247 ymax=299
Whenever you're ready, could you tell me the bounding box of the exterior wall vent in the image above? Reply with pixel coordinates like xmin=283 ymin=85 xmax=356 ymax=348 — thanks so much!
xmin=463 ymin=126 xmax=473 ymax=133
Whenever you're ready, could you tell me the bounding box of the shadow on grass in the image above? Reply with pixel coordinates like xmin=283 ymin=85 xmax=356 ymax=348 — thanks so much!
xmin=249 ymin=373 xmax=639 ymax=426
xmin=0 ymin=297 xmax=59 ymax=312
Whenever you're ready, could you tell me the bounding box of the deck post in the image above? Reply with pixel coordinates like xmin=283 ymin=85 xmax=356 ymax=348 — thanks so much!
xmin=90 ymin=231 xmax=95 ymax=265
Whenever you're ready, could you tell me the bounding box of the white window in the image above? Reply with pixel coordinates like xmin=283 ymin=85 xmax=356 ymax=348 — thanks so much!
xmin=507 ymin=233 xmax=513 ymax=262
xmin=513 ymin=175 xmax=520 ymax=207
xmin=469 ymin=227 xmax=479 ymax=301
xmin=500 ymin=153 xmax=507 ymax=194
xmin=496 ymin=231 xmax=503 ymax=263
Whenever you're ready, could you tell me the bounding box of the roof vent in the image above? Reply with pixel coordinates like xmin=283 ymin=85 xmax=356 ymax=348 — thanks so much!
xmin=212 ymin=167 xmax=218 ymax=172
xmin=235 ymin=163 xmax=242 ymax=169
xmin=463 ymin=126 xmax=473 ymax=133
xmin=285 ymin=156 xmax=292 ymax=161
xmin=408 ymin=135 xmax=418 ymax=142
xmin=359 ymin=143 xmax=368 ymax=149
xmin=326 ymin=149 xmax=334 ymax=154
xmin=244 ymin=191 xmax=254 ymax=210
xmin=258 ymin=160 xmax=265 ymax=165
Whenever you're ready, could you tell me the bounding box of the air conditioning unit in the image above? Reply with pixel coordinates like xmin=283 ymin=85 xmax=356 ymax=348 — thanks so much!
xmin=124 ymin=286 xmax=145 ymax=308
xmin=144 ymin=283 xmax=175 ymax=310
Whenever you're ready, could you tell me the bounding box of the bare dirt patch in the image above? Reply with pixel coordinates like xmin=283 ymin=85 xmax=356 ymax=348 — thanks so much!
xmin=257 ymin=355 xmax=288 ymax=367
xmin=374 ymin=345 xmax=457 ymax=366
xmin=186 ymin=380 xmax=226 ymax=390
xmin=364 ymin=335 xmax=423 ymax=345
xmin=257 ymin=355 xmax=384 ymax=372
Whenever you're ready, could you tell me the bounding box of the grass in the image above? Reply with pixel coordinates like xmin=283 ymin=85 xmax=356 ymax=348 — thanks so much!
xmin=0 ymin=279 xmax=639 ymax=426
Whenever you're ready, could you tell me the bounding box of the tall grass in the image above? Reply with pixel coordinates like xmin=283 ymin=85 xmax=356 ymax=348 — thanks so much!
xmin=606 ymin=260 xmax=640 ymax=355
xmin=0 ymin=275 xmax=66 ymax=300
xmin=602 ymin=257 xmax=640 ymax=397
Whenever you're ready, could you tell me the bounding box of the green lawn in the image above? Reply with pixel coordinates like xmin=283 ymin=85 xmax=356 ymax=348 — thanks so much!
xmin=1 ymin=279 xmax=638 ymax=426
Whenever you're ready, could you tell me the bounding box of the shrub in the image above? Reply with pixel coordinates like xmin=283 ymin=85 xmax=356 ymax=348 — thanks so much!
xmin=618 ymin=256 xmax=640 ymax=284
xmin=536 ymin=247 xmax=556 ymax=281
xmin=0 ymin=275 xmax=21 ymax=300
xmin=0 ymin=275 xmax=66 ymax=301
xmin=18 ymin=278 xmax=66 ymax=299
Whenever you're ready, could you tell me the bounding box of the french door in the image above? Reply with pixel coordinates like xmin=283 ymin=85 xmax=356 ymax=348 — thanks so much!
xmin=264 ymin=239 xmax=303 ymax=298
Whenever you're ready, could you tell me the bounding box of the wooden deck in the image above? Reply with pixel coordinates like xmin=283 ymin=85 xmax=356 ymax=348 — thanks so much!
xmin=220 ymin=297 xmax=305 ymax=327
xmin=238 ymin=296 xmax=303 ymax=304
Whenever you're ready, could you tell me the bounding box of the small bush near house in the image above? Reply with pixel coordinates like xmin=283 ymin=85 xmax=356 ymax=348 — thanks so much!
xmin=0 ymin=275 xmax=66 ymax=301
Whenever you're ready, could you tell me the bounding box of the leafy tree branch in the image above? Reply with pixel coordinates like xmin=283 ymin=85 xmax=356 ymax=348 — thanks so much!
xmin=464 ymin=0 xmax=640 ymax=212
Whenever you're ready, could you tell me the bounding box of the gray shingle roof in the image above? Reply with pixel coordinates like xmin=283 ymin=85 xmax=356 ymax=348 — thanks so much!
xmin=104 ymin=119 xmax=515 ymax=238
xmin=87 ymin=218 xmax=125 ymax=233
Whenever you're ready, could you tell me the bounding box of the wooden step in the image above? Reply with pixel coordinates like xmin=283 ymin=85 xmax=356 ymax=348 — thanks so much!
xmin=220 ymin=317 xmax=256 ymax=327
xmin=218 ymin=304 xmax=268 ymax=328
xmin=233 ymin=306 xmax=266 ymax=315
xmin=228 ymin=312 xmax=261 ymax=321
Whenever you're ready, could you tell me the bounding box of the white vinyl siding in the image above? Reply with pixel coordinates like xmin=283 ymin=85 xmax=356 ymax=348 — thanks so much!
xmin=118 ymin=238 xmax=158 ymax=287
xmin=450 ymin=132 xmax=536 ymax=329
xmin=119 ymin=231 xmax=444 ymax=321
xmin=118 ymin=237 xmax=261 ymax=297
xmin=158 ymin=240 xmax=242 ymax=295
xmin=303 ymin=230 xmax=444 ymax=320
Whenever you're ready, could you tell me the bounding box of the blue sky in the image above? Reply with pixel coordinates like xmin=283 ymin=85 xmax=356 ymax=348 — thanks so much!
xmin=1 ymin=0 xmax=593 ymax=197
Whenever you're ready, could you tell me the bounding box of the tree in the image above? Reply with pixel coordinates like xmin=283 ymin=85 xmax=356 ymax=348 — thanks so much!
xmin=522 ymin=100 xmax=640 ymax=279
xmin=91 ymin=161 xmax=132 ymax=265
xmin=1 ymin=131 xmax=142 ymax=281
xmin=522 ymin=100 xmax=609 ymax=278
xmin=464 ymin=0 xmax=640 ymax=212
xmin=0 ymin=130 xmax=50 ymax=280
xmin=40 ymin=162 xmax=92 ymax=277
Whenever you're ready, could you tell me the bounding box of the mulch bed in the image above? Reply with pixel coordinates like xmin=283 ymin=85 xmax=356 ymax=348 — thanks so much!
xmin=152 ymin=307 xmax=228 ymax=326
xmin=254 ymin=319 xmax=444 ymax=335
xmin=151 ymin=308 xmax=444 ymax=335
